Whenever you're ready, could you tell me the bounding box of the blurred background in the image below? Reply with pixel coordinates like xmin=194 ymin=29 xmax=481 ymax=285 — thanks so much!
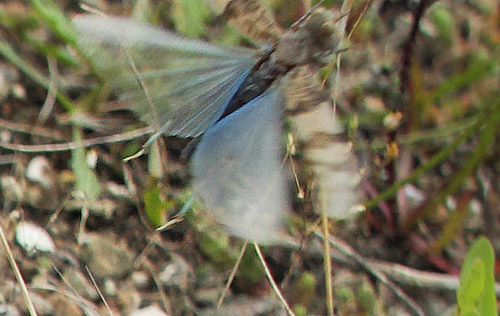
xmin=0 ymin=0 xmax=499 ymax=315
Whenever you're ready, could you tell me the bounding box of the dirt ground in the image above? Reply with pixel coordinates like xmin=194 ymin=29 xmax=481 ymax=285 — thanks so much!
xmin=0 ymin=0 xmax=499 ymax=315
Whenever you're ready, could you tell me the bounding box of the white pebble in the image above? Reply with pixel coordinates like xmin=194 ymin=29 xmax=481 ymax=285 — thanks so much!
xmin=15 ymin=222 xmax=55 ymax=255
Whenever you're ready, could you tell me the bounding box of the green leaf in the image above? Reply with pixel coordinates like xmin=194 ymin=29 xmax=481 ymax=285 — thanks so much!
xmin=198 ymin=229 xmax=233 ymax=269
xmin=0 ymin=38 xmax=74 ymax=111
xmin=71 ymin=128 xmax=101 ymax=200
xmin=293 ymin=271 xmax=317 ymax=311
xmin=430 ymin=6 xmax=456 ymax=48
xmin=356 ymin=280 xmax=376 ymax=314
xmin=147 ymin=141 xmax=165 ymax=179
xmin=238 ymin=246 xmax=265 ymax=284
xmin=457 ymin=237 xmax=496 ymax=316
xmin=131 ymin=0 xmax=154 ymax=22
xmin=30 ymin=0 xmax=77 ymax=45
xmin=171 ymin=0 xmax=209 ymax=38
xmin=28 ymin=37 xmax=78 ymax=66
xmin=458 ymin=258 xmax=485 ymax=313
xmin=143 ymin=180 xmax=169 ymax=227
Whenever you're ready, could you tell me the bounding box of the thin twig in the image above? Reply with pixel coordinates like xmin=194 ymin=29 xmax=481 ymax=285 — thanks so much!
xmin=125 ymin=50 xmax=163 ymax=150
xmin=0 ymin=39 xmax=74 ymax=111
xmin=0 ymin=126 xmax=154 ymax=153
xmin=368 ymin=258 xmax=500 ymax=297
xmin=79 ymin=3 xmax=106 ymax=15
xmin=0 ymin=222 xmax=38 ymax=316
xmin=85 ymin=266 xmax=115 ymax=316
xmin=147 ymin=262 xmax=173 ymax=315
xmin=38 ymin=57 xmax=58 ymax=123
xmin=46 ymin=193 xmax=71 ymax=228
xmin=156 ymin=216 xmax=185 ymax=232
xmin=321 ymin=209 xmax=334 ymax=316
xmin=51 ymin=264 xmax=80 ymax=297
xmin=345 ymin=0 xmax=372 ymax=42
xmin=318 ymin=233 xmax=425 ymax=316
xmin=217 ymin=240 xmax=249 ymax=308
xmin=321 ymin=0 xmax=359 ymax=313
xmin=77 ymin=206 xmax=89 ymax=245
xmin=125 ymin=53 xmax=157 ymax=122
xmin=286 ymin=132 xmax=304 ymax=199
xmin=133 ymin=235 xmax=158 ymax=269
xmin=400 ymin=0 xmax=437 ymax=97
xmin=0 ymin=118 xmax=65 ymax=140
xmin=364 ymin=116 xmax=481 ymax=211
xmin=30 ymin=283 xmax=100 ymax=316
xmin=290 ymin=0 xmax=326 ymax=30
xmin=253 ymin=242 xmax=296 ymax=316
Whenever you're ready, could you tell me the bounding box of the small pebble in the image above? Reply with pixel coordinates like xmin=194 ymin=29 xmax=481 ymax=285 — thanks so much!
xmin=130 ymin=304 xmax=168 ymax=316
xmin=15 ymin=222 xmax=55 ymax=255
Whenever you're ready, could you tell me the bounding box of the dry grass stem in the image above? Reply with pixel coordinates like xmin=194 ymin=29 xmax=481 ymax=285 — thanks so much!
xmin=217 ymin=239 xmax=249 ymax=308
xmin=253 ymin=242 xmax=296 ymax=316
xmin=0 ymin=221 xmax=38 ymax=316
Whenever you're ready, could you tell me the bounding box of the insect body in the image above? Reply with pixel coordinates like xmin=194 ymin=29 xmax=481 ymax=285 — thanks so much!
xmin=73 ymin=4 xmax=357 ymax=243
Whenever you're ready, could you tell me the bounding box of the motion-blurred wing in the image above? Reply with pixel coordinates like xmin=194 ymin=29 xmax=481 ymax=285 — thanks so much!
xmin=284 ymin=65 xmax=328 ymax=114
xmin=73 ymin=15 xmax=259 ymax=138
xmin=191 ymin=86 xmax=286 ymax=243
xmin=286 ymin=68 xmax=362 ymax=219
xmin=292 ymin=101 xmax=362 ymax=219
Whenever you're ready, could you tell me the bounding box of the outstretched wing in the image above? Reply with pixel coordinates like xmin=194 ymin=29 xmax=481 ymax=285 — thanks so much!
xmin=191 ymin=85 xmax=287 ymax=243
xmin=282 ymin=66 xmax=361 ymax=219
xmin=73 ymin=15 xmax=259 ymax=139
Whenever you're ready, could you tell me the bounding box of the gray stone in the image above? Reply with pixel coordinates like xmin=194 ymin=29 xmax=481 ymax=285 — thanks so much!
xmin=80 ymin=234 xmax=133 ymax=279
